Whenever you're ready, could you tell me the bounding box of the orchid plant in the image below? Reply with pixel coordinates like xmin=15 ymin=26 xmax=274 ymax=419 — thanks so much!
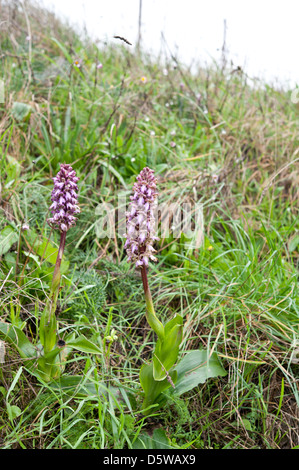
xmin=38 ymin=164 xmax=80 ymax=380
xmin=124 ymin=167 xmax=226 ymax=415
xmin=124 ymin=167 xmax=183 ymax=413
xmin=0 ymin=164 xmax=102 ymax=383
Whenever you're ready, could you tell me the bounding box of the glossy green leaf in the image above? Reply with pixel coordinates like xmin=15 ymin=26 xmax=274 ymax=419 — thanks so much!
xmin=67 ymin=336 xmax=102 ymax=354
xmin=153 ymin=315 xmax=183 ymax=381
xmin=140 ymin=362 xmax=177 ymax=415
xmin=170 ymin=349 xmax=227 ymax=397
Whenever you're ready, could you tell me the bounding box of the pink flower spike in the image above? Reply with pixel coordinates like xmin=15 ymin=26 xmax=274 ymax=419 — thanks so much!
xmin=124 ymin=167 xmax=159 ymax=269
xmin=47 ymin=164 xmax=80 ymax=232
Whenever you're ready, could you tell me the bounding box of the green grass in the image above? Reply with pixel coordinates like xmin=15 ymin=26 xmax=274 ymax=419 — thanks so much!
xmin=0 ymin=0 xmax=298 ymax=449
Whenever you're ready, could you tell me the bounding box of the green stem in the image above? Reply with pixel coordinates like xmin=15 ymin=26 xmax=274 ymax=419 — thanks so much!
xmin=141 ymin=266 xmax=164 ymax=341
xmin=40 ymin=231 xmax=66 ymax=354
xmin=46 ymin=230 xmax=66 ymax=326
xmin=51 ymin=231 xmax=66 ymax=294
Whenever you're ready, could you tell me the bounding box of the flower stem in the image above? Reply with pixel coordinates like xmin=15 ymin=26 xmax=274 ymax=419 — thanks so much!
xmin=141 ymin=266 xmax=164 ymax=341
xmin=50 ymin=231 xmax=66 ymax=296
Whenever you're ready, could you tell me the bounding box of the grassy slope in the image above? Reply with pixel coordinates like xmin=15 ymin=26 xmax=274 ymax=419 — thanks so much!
xmin=0 ymin=0 xmax=298 ymax=449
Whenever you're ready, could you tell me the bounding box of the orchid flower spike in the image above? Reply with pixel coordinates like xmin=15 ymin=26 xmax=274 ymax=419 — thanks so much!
xmin=47 ymin=164 xmax=80 ymax=232
xmin=124 ymin=167 xmax=159 ymax=268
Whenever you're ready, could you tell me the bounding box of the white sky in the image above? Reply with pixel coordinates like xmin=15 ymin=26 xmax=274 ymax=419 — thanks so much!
xmin=40 ymin=0 xmax=299 ymax=88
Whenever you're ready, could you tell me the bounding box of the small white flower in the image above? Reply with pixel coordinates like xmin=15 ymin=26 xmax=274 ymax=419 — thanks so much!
xmin=150 ymin=130 xmax=155 ymax=136
xmin=73 ymin=58 xmax=82 ymax=68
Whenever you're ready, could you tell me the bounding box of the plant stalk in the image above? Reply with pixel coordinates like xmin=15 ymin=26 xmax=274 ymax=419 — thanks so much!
xmin=141 ymin=266 xmax=164 ymax=341
xmin=40 ymin=231 xmax=66 ymax=354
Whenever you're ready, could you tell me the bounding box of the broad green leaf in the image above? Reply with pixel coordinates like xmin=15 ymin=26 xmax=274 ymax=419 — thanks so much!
xmin=36 ymin=239 xmax=69 ymax=273
xmin=67 ymin=336 xmax=102 ymax=354
xmin=50 ymin=375 xmax=107 ymax=397
xmin=0 ymin=322 xmax=36 ymax=359
xmin=140 ymin=362 xmax=177 ymax=415
xmin=4 ymin=253 xmax=17 ymax=274
xmin=155 ymin=163 xmax=169 ymax=174
xmin=36 ymin=240 xmax=59 ymax=264
xmin=7 ymin=404 xmax=22 ymax=422
xmin=0 ymin=226 xmax=18 ymax=256
xmin=23 ymin=230 xmax=69 ymax=273
xmin=170 ymin=349 xmax=227 ymax=397
xmin=288 ymin=234 xmax=299 ymax=253
xmin=23 ymin=251 xmax=40 ymax=266
xmin=11 ymin=102 xmax=32 ymax=122
xmin=133 ymin=428 xmax=174 ymax=449
xmin=153 ymin=315 xmax=183 ymax=381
